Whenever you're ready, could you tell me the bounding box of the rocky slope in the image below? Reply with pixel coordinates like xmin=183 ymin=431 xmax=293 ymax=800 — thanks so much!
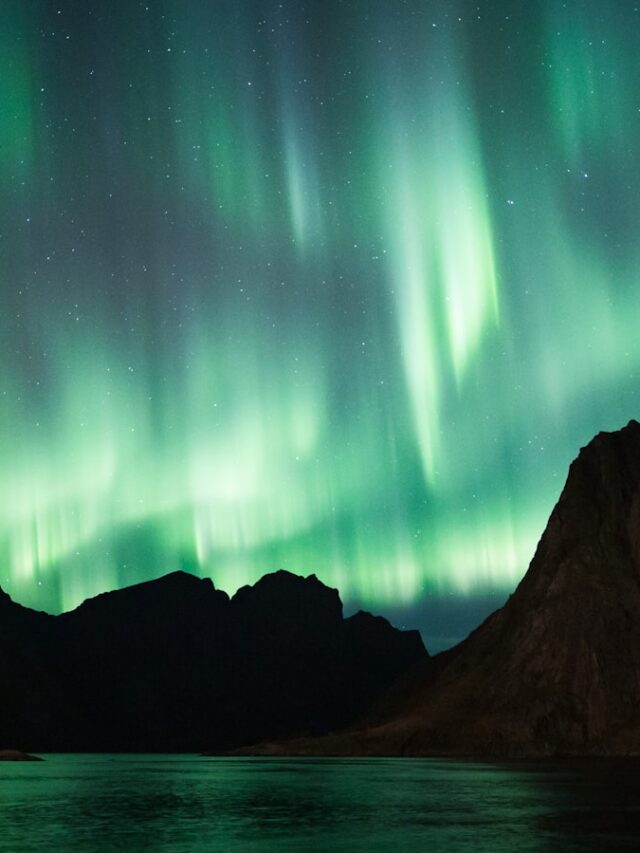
xmin=252 ymin=420 xmax=640 ymax=757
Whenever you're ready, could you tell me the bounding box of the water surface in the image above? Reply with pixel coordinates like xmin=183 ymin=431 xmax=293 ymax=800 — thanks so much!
xmin=1 ymin=755 xmax=640 ymax=851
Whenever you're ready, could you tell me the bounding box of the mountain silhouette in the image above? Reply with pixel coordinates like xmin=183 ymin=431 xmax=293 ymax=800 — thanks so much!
xmin=0 ymin=569 xmax=425 ymax=752
xmin=6 ymin=420 xmax=640 ymax=757
xmin=248 ymin=420 xmax=640 ymax=757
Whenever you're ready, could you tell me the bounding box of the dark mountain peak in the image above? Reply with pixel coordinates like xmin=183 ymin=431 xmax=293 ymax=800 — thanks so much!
xmin=157 ymin=569 xmax=212 ymax=586
xmin=234 ymin=568 xmax=324 ymax=595
xmin=321 ymin=419 xmax=640 ymax=757
xmin=346 ymin=609 xmax=388 ymax=627
xmin=0 ymin=565 xmax=425 ymax=751
xmin=515 ymin=418 xmax=640 ymax=598
xmin=232 ymin=569 xmax=343 ymax=624
xmin=63 ymin=570 xmax=228 ymax=623
xmin=569 ymin=418 xmax=640 ymax=492
xmin=345 ymin=609 xmax=417 ymax=640
xmin=596 ymin=417 xmax=640 ymax=440
xmin=344 ymin=609 xmax=427 ymax=661
xmin=122 ymin=569 xmax=217 ymax=594
xmin=0 ymin=585 xmax=50 ymax=628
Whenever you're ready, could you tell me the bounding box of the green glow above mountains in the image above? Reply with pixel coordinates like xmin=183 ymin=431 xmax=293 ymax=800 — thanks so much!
xmin=1 ymin=1 xmax=639 ymax=615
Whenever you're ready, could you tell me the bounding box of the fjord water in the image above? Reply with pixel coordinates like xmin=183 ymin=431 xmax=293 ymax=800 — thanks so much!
xmin=1 ymin=756 xmax=639 ymax=851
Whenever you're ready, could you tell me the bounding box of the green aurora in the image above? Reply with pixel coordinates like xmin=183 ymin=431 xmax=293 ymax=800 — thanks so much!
xmin=1 ymin=1 xmax=639 ymax=636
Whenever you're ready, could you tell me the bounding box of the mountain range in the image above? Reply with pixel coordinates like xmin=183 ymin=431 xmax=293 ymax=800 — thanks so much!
xmin=0 ymin=568 xmax=425 ymax=751
xmin=4 ymin=420 xmax=640 ymax=756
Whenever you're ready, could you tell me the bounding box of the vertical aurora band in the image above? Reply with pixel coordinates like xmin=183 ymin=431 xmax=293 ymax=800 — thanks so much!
xmin=1 ymin=0 xmax=640 ymax=623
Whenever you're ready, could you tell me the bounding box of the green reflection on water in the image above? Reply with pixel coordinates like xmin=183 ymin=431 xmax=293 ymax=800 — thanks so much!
xmin=1 ymin=755 xmax=639 ymax=852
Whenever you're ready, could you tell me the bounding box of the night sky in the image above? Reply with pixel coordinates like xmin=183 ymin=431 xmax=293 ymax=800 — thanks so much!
xmin=2 ymin=0 xmax=639 ymax=649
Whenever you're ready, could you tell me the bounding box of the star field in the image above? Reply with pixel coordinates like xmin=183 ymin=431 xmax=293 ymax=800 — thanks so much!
xmin=1 ymin=1 xmax=639 ymax=645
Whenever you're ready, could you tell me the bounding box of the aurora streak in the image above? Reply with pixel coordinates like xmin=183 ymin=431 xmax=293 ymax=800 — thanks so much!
xmin=1 ymin=1 xmax=639 ymax=643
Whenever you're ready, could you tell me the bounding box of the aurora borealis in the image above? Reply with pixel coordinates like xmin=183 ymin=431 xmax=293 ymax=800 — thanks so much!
xmin=2 ymin=1 xmax=640 ymax=644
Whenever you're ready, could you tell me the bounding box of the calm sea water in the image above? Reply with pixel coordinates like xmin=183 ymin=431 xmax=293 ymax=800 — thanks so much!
xmin=1 ymin=754 xmax=640 ymax=851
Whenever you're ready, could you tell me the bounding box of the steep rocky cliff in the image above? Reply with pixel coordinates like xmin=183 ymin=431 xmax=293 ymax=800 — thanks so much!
xmin=259 ymin=420 xmax=640 ymax=756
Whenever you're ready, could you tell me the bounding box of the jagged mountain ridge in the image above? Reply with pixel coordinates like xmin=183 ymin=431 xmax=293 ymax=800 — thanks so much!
xmin=6 ymin=420 xmax=640 ymax=757
xmin=0 ymin=569 xmax=426 ymax=752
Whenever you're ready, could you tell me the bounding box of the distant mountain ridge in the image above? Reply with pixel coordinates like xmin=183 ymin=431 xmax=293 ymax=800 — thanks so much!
xmin=0 ymin=568 xmax=426 ymax=752
xmin=257 ymin=419 xmax=640 ymax=757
